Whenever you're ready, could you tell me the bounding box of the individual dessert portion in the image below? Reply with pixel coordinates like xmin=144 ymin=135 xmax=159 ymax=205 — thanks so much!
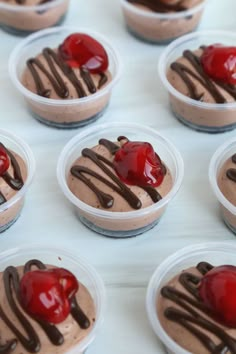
xmin=217 ymin=153 xmax=236 ymax=232
xmin=21 ymin=33 xmax=112 ymax=128
xmin=121 ymin=0 xmax=205 ymax=43
xmin=0 ymin=0 xmax=69 ymax=35
xmin=67 ymin=136 xmax=173 ymax=235
xmin=0 ymin=258 xmax=95 ymax=353
xmin=157 ymin=261 xmax=236 ymax=353
xmin=0 ymin=142 xmax=27 ymax=232
xmin=166 ymin=44 xmax=236 ymax=132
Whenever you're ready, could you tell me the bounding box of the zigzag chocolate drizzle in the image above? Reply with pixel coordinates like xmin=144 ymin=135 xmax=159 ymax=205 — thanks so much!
xmin=70 ymin=137 xmax=164 ymax=210
xmin=226 ymin=154 xmax=236 ymax=183
xmin=0 ymin=143 xmax=24 ymax=206
xmin=14 ymin=0 xmax=52 ymax=5
xmin=126 ymin=0 xmax=187 ymax=12
xmin=27 ymin=48 xmax=107 ymax=99
xmin=161 ymin=262 xmax=236 ymax=353
xmin=0 ymin=259 xmax=90 ymax=353
xmin=170 ymin=48 xmax=236 ymax=103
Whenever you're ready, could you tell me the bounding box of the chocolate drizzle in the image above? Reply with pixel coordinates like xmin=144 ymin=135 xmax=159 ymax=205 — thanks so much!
xmin=127 ymin=0 xmax=187 ymax=12
xmin=226 ymin=154 xmax=236 ymax=183
xmin=170 ymin=48 xmax=236 ymax=103
xmin=0 ymin=341 xmax=17 ymax=354
xmin=161 ymin=262 xmax=236 ymax=353
xmin=27 ymin=48 xmax=108 ymax=99
xmin=70 ymin=137 xmax=164 ymax=210
xmin=13 ymin=0 xmax=52 ymax=5
xmin=0 ymin=259 xmax=91 ymax=353
xmin=0 ymin=143 xmax=24 ymax=206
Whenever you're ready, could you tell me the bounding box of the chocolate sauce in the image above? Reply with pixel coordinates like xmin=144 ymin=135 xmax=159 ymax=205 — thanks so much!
xmin=232 ymin=154 xmax=236 ymax=164
xmin=227 ymin=168 xmax=236 ymax=183
xmin=14 ymin=0 xmax=51 ymax=4
xmin=127 ymin=0 xmax=187 ymax=12
xmin=161 ymin=262 xmax=236 ymax=353
xmin=27 ymin=48 xmax=108 ymax=99
xmin=0 ymin=340 xmax=17 ymax=354
xmin=170 ymin=48 xmax=236 ymax=103
xmin=0 ymin=191 xmax=6 ymax=205
xmin=226 ymin=154 xmax=236 ymax=183
xmin=70 ymin=137 xmax=163 ymax=210
xmin=0 ymin=259 xmax=91 ymax=353
xmin=38 ymin=0 xmax=52 ymax=4
xmin=0 ymin=143 xmax=24 ymax=206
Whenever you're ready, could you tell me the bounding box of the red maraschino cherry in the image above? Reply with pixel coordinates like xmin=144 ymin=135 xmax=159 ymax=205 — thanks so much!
xmin=113 ymin=140 xmax=165 ymax=187
xmin=20 ymin=268 xmax=79 ymax=324
xmin=0 ymin=145 xmax=10 ymax=176
xmin=199 ymin=265 xmax=236 ymax=327
xmin=201 ymin=45 xmax=236 ymax=85
xmin=58 ymin=33 xmax=109 ymax=74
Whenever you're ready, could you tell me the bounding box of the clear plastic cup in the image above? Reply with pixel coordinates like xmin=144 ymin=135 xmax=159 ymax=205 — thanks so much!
xmin=57 ymin=122 xmax=184 ymax=238
xmin=159 ymin=30 xmax=236 ymax=133
xmin=8 ymin=27 xmax=121 ymax=129
xmin=120 ymin=0 xmax=207 ymax=44
xmin=146 ymin=241 xmax=236 ymax=354
xmin=0 ymin=0 xmax=69 ymax=36
xmin=209 ymin=137 xmax=236 ymax=235
xmin=0 ymin=129 xmax=35 ymax=233
xmin=0 ymin=245 xmax=105 ymax=354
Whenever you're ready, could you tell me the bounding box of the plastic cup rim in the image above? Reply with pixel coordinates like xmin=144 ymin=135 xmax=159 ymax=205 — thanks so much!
xmin=0 ymin=0 xmax=66 ymax=12
xmin=0 ymin=244 xmax=106 ymax=353
xmin=120 ymin=0 xmax=206 ymax=19
xmin=8 ymin=26 xmax=122 ymax=106
xmin=209 ymin=136 xmax=236 ymax=215
xmin=158 ymin=29 xmax=236 ymax=110
xmin=146 ymin=241 xmax=236 ymax=354
xmin=56 ymin=122 xmax=184 ymax=220
xmin=0 ymin=129 xmax=35 ymax=212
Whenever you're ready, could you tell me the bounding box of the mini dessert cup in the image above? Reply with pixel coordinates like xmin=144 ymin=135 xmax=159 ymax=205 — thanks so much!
xmin=120 ymin=0 xmax=206 ymax=44
xmin=0 ymin=129 xmax=35 ymax=233
xmin=9 ymin=27 xmax=121 ymax=129
xmin=209 ymin=137 xmax=236 ymax=235
xmin=57 ymin=122 xmax=184 ymax=238
xmin=159 ymin=31 xmax=236 ymax=133
xmin=0 ymin=245 xmax=105 ymax=354
xmin=146 ymin=241 xmax=236 ymax=354
xmin=0 ymin=0 xmax=69 ymax=36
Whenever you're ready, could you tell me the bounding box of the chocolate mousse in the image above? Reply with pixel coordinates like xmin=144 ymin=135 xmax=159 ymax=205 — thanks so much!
xmin=21 ymin=33 xmax=112 ymax=127
xmin=0 ymin=143 xmax=27 ymax=232
xmin=217 ymin=153 xmax=236 ymax=231
xmin=166 ymin=45 xmax=236 ymax=131
xmin=157 ymin=262 xmax=236 ymax=353
xmin=0 ymin=0 xmax=69 ymax=34
xmin=122 ymin=0 xmax=205 ymax=43
xmin=0 ymin=259 xmax=95 ymax=354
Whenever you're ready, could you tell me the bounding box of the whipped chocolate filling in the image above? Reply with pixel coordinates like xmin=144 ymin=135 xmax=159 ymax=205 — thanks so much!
xmin=70 ymin=137 xmax=164 ymax=210
xmin=161 ymin=262 xmax=236 ymax=353
xmin=126 ymin=0 xmax=187 ymax=12
xmin=27 ymin=48 xmax=108 ymax=99
xmin=226 ymin=154 xmax=236 ymax=183
xmin=170 ymin=48 xmax=236 ymax=103
xmin=0 ymin=259 xmax=90 ymax=354
xmin=0 ymin=143 xmax=24 ymax=206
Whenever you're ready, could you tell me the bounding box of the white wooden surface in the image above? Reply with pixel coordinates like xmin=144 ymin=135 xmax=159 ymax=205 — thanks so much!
xmin=1 ymin=0 xmax=236 ymax=353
